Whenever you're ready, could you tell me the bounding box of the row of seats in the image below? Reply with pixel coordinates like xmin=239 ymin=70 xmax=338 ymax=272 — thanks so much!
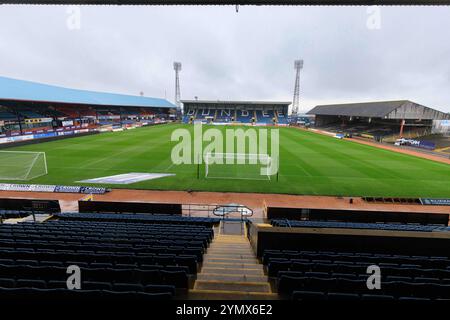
xmin=279 ymin=275 xmax=450 ymax=299
xmin=0 ymin=230 xmax=209 ymax=248
xmin=54 ymin=213 xmax=220 ymax=227
xmin=271 ymin=219 xmax=450 ymax=232
xmin=291 ymin=290 xmax=448 ymax=301
xmin=0 ymin=258 xmax=189 ymax=272
xmin=0 ymin=249 xmax=198 ymax=273
xmin=0 ymin=287 xmax=172 ymax=301
xmin=4 ymin=221 xmax=212 ymax=234
xmin=263 ymin=249 xmax=450 ymax=269
xmin=0 ymin=264 xmax=188 ymax=288
xmin=2 ymin=220 xmax=213 ymax=247
xmin=0 ymin=210 xmax=32 ymax=219
xmin=268 ymin=259 xmax=450 ymax=279
xmin=21 ymin=218 xmax=214 ymax=228
xmin=0 ymin=241 xmax=203 ymax=258
xmin=278 ymin=270 xmax=450 ymax=285
xmin=263 ymin=249 xmax=450 ymax=300
xmin=0 ymin=216 xmax=215 ymax=299
xmin=9 ymin=220 xmax=213 ymax=236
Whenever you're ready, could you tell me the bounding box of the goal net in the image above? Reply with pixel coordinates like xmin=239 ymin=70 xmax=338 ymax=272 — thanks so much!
xmin=205 ymin=152 xmax=272 ymax=180
xmin=0 ymin=151 xmax=48 ymax=181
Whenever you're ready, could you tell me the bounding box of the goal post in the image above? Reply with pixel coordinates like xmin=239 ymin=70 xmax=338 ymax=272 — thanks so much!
xmin=0 ymin=151 xmax=48 ymax=181
xmin=204 ymin=152 xmax=272 ymax=180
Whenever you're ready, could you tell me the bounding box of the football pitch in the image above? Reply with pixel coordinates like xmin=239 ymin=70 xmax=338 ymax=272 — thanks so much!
xmin=1 ymin=123 xmax=450 ymax=198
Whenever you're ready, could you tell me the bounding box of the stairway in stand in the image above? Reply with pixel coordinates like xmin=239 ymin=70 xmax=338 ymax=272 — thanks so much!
xmin=188 ymin=221 xmax=278 ymax=300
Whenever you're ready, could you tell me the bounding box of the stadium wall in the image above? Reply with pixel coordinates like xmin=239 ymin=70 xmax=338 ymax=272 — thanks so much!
xmin=251 ymin=224 xmax=450 ymax=257
xmin=0 ymin=130 xmax=99 ymax=149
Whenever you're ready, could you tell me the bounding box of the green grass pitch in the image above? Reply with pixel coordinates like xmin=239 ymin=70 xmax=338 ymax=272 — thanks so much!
xmin=1 ymin=123 xmax=450 ymax=198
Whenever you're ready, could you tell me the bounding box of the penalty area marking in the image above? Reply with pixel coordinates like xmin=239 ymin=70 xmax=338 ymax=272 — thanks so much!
xmin=77 ymin=173 xmax=175 ymax=185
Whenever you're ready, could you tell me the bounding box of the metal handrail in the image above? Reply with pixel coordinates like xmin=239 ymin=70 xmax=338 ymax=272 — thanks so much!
xmin=183 ymin=203 xmax=253 ymax=220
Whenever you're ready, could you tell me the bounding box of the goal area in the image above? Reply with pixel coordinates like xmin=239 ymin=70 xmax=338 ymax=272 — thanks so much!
xmin=204 ymin=152 xmax=272 ymax=180
xmin=0 ymin=151 xmax=48 ymax=181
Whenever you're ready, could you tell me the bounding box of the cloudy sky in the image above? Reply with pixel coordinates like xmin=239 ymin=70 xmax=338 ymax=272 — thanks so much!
xmin=0 ymin=5 xmax=449 ymax=113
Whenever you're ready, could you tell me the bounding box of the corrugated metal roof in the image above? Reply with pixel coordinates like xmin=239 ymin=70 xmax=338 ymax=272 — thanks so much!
xmin=0 ymin=76 xmax=175 ymax=109
xmin=307 ymin=100 xmax=409 ymax=118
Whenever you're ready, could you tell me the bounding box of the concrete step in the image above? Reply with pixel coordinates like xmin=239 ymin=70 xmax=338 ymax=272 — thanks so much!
xmin=196 ymin=273 xmax=268 ymax=283
xmin=201 ymin=267 xmax=265 ymax=276
xmin=215 ymin=237 xmax=248 ymax=241
xmin=212 ymin=239 xmax=249 ymax=243
xmin=187 ymin=290 xmax=279 ymax=300
xmin=207 ymin=247 xmax=254 ymax=255
xmin=206 ymin=249 xmax=255 ymax=258
xmin=208 ymin=247 xmax=254 ymax=253
xmin=210 ymin=244 xmax=250 ymax=248
xmin=202 ymin=262 xmax=264 ymax=270
xmin=194 ymin=280 xmax=271 ymax=293
xmin=205 ymin=253 xmax=256 ymax=259
xmin=213 ymin=241 xmax=249 ymax=244
xmin=210 ymin=242 xmax=251 ymax=246
xmin=204 ymin=257 xmax=259 ymax=264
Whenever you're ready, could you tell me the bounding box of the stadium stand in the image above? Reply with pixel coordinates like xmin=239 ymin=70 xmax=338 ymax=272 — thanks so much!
xmin=308 ymin=100 xmax=450 ymax=142
xmin=0 ymin=76 xmax=175 ymax=142
xmin=266 ymin=206 xmax=450 ymax=225
xmin=255 ymin=110 xmax=275 ymax=124
xmin=263 ymin=248 xmax=450 ymax=300
xmin=271 ymin=219 xmax=450 ymax=232
xmin=78 ymin=200 xmax=183 ymax=215
xmin=54 ymin=212 xmax=220 ymax=227
xmin=276 ymin=110 xmax=288 ymax=124
xmin=235 ymin=109 xmax=254 ymax=123
xmin=195 ymin=109 xmax=213 ymax=122
xmin=0 ymin=210 xmax=31 ymax=220
xmin=213 ymin=109 xmax=232 ymax=123
xmin=181 ymin=100 xmax=290 ymax=125
xmin=0 ymin=213 xmax=219 ymax=300
xmin=0 ymin=198 xmax=61 ymax=214
xmin=0 ymin=106 xmax=17 ymax=121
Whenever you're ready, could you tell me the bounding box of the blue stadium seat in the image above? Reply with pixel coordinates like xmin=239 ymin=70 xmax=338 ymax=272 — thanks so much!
xmin=292 ymin=290 xmax=327 ymax=301
xmin=327 ymin=292 xmax=360 ymax=300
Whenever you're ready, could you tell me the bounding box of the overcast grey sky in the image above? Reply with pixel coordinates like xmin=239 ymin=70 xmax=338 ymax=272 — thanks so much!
xmin=0 ymin=5 xmax=449 ymax=113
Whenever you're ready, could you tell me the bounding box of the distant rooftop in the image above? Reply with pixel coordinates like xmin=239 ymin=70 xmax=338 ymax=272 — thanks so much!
xmin=308 ymin=100 xmax=449 ymax=120
xmin=0 ymin=76 xmax=175 ymax=109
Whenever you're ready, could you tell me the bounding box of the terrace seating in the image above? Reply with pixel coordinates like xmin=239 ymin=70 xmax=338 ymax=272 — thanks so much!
xmin=0 ymin=216 xmax=216 ymax=299
xmin=263 ymin=248 xmax=450 ymax=300
xmin=276 ymin=112 xmax=288 ymax=124
xmin=0 ymin=111 xmax=17 ymax=121
xmin=215 ymin=109 xmax=233 ymax=123
xmin=56 ymin=106 xmax=96 ymax=118
xmin=196 ymin=109 xmax=213 ymax=120
xmin=18 ymin=110 xmax=44 ymax=119
xmin=267 ymin=207 xmax=449 ymax=225
xmin=235 ymin=110 xmax=253 ymax=123
xmin=271 ymin=219 xmax=450 ymax=232
xmin=40 ymin=108 xmax=67 ymax=118
xmin=53 ymin=212 xmax=220 ymax=227
xmin=0 ymin=210 xmax=32 ymax=219
xmin=255 ymin=110 xmax=274 ymax=124
xmin=0 ymin=287 xmax=171 ymax=301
